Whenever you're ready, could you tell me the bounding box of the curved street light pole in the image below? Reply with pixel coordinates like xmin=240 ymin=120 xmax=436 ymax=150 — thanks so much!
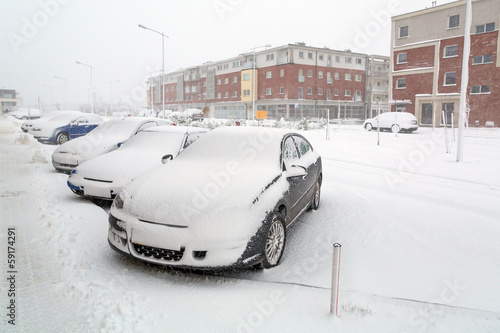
xmin=250 ymin=44 xmax=271 ymax=120
xmin=139 ymin=24 xmax=169 ymax=117
xmin=76 ymin=61 xmax=94 ymax=113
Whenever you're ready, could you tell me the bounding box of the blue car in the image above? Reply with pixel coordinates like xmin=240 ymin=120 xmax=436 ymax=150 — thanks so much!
xmin=29 ymin=112 xmax=105 ymax=144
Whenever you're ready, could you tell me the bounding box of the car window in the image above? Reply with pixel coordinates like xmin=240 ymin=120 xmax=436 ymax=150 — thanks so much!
xmin=75 ymin=117 xmax=88 ymax=124
xmin=87 ymin=115 xmax=102 ymax=124
xmin=282 ymin=136 xmax=299 ymax=169
xmin=183 ymin=132 xmax=204 ymax=149
xmin=136 ymin=121 xmax=157 ymax=132
xmin=292 ymin=135 xmax=312 ymax=157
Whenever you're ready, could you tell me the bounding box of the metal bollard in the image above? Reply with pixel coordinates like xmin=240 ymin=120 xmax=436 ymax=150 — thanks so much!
xmin=330 ymin=243 xmax=341 ymax=316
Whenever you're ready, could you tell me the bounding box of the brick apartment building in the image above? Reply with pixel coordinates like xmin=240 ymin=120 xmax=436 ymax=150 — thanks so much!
xmin=148 ymin=43 xmax=389 ymax=120
xmin=390 ymin=0 xmax=500 ymax=127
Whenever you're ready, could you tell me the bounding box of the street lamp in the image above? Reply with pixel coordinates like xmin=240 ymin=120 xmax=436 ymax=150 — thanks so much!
xmin=54 ymin=76 xmax=67 ymax=109
xmin=76 ymin=61 xmax=94 ymax=113
xmin=109 ymin=80 xmax=120 ymax=116
xmin=139 ymin=24 xmax=169 ymax=116
xmin=250 ymin=44 xmax=271 ymax=120
xmin=42 ymin=84 xmax=53 ymax=108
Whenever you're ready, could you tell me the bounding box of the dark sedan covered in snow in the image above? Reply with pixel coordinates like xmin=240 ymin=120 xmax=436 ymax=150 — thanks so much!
xmin=108 ymin=126 xmax=322 ymax=270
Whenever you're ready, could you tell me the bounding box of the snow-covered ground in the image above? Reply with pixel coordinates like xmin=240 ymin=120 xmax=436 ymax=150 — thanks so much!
xmin=1 ymin=115 xmax=500 ymax=332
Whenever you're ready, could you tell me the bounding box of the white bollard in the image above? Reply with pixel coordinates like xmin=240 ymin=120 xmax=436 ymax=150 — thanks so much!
xmin=330 ymin=243 xmax=342 ymax=316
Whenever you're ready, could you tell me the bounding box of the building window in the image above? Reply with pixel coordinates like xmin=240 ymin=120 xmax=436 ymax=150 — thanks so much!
xmin=217 ymin=79 xmax=221 ymax=85
xmin=224 ymin=78 xmax=229 ymax=84
xmin=334 ymin=89 xmax=339 ymax=96
xmin=345 ymin=73 xmax=352 ymax=81
xmin=345 ymin=57 xmax=352 ymax=64
xmin=335 ymin=73 xmax=339 ymax=80
xmin=355 ymin=90 xmax=361 ymax=97
xmin=345 ymin=90 xmax=351 ymax=97
xmin=298 ymin=87 xmax=304 ymax=99
xmin=356 ymin=58 xmax=362 ymax=65
xmin=266 ymin=54 xmax=274 ymax=61
xmin=355 ymin=74 xmax=362 ymax=82
xmin=280 ymin=69 xmax=285 ymax=77
xmin=319 ymin=54 xmax=324 ymax=61
xmin=444 ymin=72 xmax=456 ymax=86
xmin=397 ymin=52 xmax=407 ymax=64
xmin=308 ymin=52 xmax=313 ymax=60
xmin=307 ymin=70 xmax=313 ymax=78
xmin=217 ymin=93 xmax=221 ymax=99
xmin=232 ymin=91 xmax=238 ymax=97
xmin=243 ymin=73 xmax=250 ymax=81
xmin=279 ymin=87 xmax=284 ymax=94
xmin=471 ymin=85 xmax=490 ymax=94
xmin=448 ymin=14 xmax=460 ymax=29
xmin=335 ymin=55 xmax=340 ymax=62
xmin=266 ymin=88 xmax=272 ymax=95
xmin=396 ymin=78 xmax=406 ymax=89
xmin=318 ymin=88 xmax=323 ymax=95
xmin=444 ymin=45 xmax=458 ymax=57
xmin=476 ymin=22 xmax=495 ymax=34
xmin=243 ymin=89 xmax=250 ymax=96
xmin=307 ymin=87 xmax=312 ymax=95
xmin=224 ymin=92 xmax=229 ymax=98
xmin=399 ymin=25 xmax=409 ymax=38
xmin=318 ymin=71 xmax=323 ymax=79
xmin=326 ymin=89 xmax=331 ymax=100
xmin=299 ymin=51 xmax=304 ymax=59
xmin=473 ymin=54 xmax=493 ymax=64
xmin=266 ymin=71 xmax=272 ymax=79
xmin=233 ymin=76 xmax=238 ymax=83
xmin=327 ymin=72 xmax=332 ymax=84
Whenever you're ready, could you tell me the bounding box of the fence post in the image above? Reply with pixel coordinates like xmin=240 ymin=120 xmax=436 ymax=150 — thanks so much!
xmin=330 ymin=243 xmax=342 ymax=316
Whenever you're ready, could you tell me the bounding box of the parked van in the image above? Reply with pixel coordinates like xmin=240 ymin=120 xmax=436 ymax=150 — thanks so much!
xmin=363 ymin=112 xmax=418 ymax=133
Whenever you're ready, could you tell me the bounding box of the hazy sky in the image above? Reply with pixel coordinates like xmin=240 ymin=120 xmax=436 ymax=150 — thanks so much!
xmin=1 ymin=0 xmax=456 ymax=108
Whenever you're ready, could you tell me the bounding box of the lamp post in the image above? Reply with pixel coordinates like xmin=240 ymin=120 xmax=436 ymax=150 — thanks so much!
xmin=76 ymin=61 xmax=94 ymax=113
xmin=54 ymin=76 xmax=67 ymax=109
xmin=42 ymin=84 xmax=53 ymax=108
xmin=250 ymin=44 xmax=271 ymax=120
xmin=109 ymin=80 xmax=120 ymax=116
xmin=139 ymin=24 xmax=169 ymax=117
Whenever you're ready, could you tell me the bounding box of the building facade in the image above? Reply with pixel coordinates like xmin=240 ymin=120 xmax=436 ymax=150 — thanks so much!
xmin=0 ymin=89 xmax=21 ymax=113
xmin=390 ymin=0 xmax=500 ymax=127
xmin=149 ymin=43 xmax=389 ymax=120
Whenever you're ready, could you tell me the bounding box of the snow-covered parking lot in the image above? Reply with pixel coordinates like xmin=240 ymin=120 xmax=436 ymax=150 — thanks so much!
xmin=1 ymin=115 xmax=500 ymax=332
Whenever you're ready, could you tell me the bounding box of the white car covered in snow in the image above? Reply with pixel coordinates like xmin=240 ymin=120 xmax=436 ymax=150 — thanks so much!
xmin=107 ymin=127 xmax=322 ymax=270
xmin=21 ymin=111 xmax=81 ymax=133
xmin=363 ymin=111 xmax=418 ymax=133
xmin=8 ymin=107 xmax=42 ymax=120
xmin=52 ymin=117 xmax=173 ymax=172
xmin=67 ymin=126 xmax=207 ymax=201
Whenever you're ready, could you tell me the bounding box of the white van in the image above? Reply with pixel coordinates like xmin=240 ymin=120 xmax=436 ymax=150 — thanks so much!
xmin=363 ymin=112 xmax=418 ymax=133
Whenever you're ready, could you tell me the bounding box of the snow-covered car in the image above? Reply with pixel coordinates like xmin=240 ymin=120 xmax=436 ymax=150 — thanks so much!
xmin=21 ymin=111 xmax=81 ymax=133
xmin=67 ymin=126 xmax=207 ymax=201
xmin=52 ymin=117 xmax=173 ymax=172
xmin=8 ymin=107 xmax=42 ymax=120
xmin=363 ymin=111 xmax=418 ymax=133
xmin=29 ymin=112 xmax=105 ymax=144
xmin=107 ymin=127 xmax=322 ymax=270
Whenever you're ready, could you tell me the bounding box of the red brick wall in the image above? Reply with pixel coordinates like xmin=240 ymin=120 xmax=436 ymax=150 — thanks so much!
xmin=394 ymin=45 xmax=435 ymax=71
xmin=392 ymin=73 xmax=434 ymax=114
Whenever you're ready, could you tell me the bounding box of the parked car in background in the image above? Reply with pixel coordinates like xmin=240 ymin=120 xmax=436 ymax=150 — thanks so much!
xmin=67 ymin=126 xmax=207 ymax=201
xmin=52 ymin=117 xmax=173 ymax=172
xmin=8 ymin=107 xmax=42 ymax=120
xmin=21 ymin=111 xmax=81 ymax=133
xmin=363 ymin=112 xmax=418 ymax=133
xmin=29 ymin=112 xmax=105 ymax=144
xmin=107 ymin=127 xmax=322 ymax=270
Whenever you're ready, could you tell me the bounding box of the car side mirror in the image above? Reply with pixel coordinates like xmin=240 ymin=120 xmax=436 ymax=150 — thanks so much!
xmin=117 ymin=142 xmax=123 ymax=148
xmin=161 ymin=154 xmax=174 ymax=164
xmin=286 ymin=165 xmax=307 ymax=179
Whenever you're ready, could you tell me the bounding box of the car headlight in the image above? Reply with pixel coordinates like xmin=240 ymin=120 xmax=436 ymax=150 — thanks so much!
xmin=113 ymin=191 xmax=125 ymax=210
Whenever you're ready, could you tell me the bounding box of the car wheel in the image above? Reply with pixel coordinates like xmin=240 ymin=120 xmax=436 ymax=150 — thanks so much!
xmin=57 ymin=132 xmax=69 ymax=144
xmin=312 ymin=175 xmax=321 ymax=210
xmin=365 ymin=123 xmax=373 ymax=131
xmin=391 ymin=124 xmax=400 ymax=133
xmin=262 ymin=214 xmax=286 ymax=269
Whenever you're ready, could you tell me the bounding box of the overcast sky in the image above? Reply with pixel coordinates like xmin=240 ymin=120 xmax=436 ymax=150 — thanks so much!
xmin=1 ymin=0 xmax=456 ymax=108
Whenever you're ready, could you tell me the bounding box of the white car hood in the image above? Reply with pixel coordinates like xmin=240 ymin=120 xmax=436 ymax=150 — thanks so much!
xmin=54 ymin=132 xmax=129 ymax=160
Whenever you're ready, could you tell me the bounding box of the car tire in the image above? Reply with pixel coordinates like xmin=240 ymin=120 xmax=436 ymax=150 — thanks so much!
xmin=312 ymin=175 xmax=321 ymax=210
xmin=57 ymin=132 xmax=69 ymax=144
xmin=365 ymin=123 xmax=373 ymax=131
xmin=391 ymin=124 xmax=400 ymax=133
xmin=262 ymin=214 xmax=286 ymax=269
